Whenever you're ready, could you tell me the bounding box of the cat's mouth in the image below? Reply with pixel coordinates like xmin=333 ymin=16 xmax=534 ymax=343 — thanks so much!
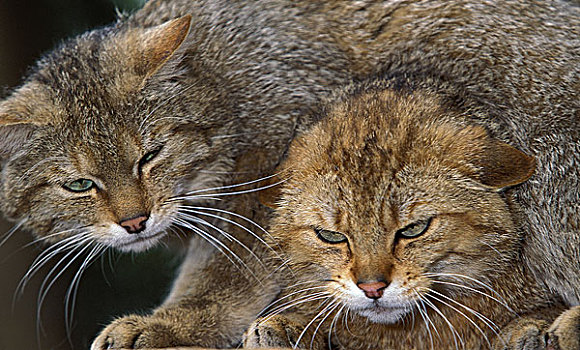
xmin=355 ymin=303 xmax=412 ymax=324
xmin=104 ymin=214 xmax=173 ymax=252
xmin=116 ymin=230 xmax=167 ymax=252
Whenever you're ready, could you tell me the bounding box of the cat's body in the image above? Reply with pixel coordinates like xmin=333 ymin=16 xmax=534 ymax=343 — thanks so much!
xmin=244 ymin=76 xmax=573 ymax=350
xmin=0 ymin=0 xmax=578 ymax=348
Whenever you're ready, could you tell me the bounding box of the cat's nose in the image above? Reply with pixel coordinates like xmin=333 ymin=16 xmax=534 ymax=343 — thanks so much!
xmin=119 ymin=215 xmax=148 ymax=234
xmin=357 ymin=281 xmax=388 ymax=299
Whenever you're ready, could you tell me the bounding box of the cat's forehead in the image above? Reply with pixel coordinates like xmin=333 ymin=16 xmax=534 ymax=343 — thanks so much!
xmin=282 ymin=88 xmax=486 ymax=225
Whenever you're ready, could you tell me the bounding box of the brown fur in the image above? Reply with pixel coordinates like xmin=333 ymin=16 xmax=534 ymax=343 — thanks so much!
xmin=0 ymin=0 xmax=577 ymax=349
xmin=244 ymin=79 xmax=567 ymax=349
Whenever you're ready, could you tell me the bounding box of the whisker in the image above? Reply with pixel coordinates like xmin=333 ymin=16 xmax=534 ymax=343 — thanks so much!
xmin=420 ymin=291 xmax=464 ymax=350
xmin=0 ymin=221 xmax=24 ymax=249
xmin=178 ymin=212 xmax=267 ymax=270
xmin=412 ymin=292 xmax=435 ymax=350
xmin=178 ymin=206 xmax=278 ymax=254
xmin=16 ymin=157 xmax=70 ymax=184
xmin=429 ymin=279 xmax=514 ymax=315
xmin=16 ymin=232 xmax=91 ymax=299
xmin=424 ymin=272 xmax=512 ymax=313
xmin=259 ymin=292 xmax=332 ymax=325
xmin=259 ymin=286 xmax=328 ymax=317
xmin=65 ymin=243 xmax=106 ymax=338
xmin=427 ymin=287 xmax=503 ymax=337
xmin=328 ymin=303 xmax=346 ymax=350
xmin=293 ymin=297 xmax=339 ymax=349
xmin=168 ymin=172 xmax=286 ymax=199
xmin=173 ymin=217 xmax=262 ymax=284
xmin=138 ymin=84 xmax=197 ymax=132
xmin=421 ymin=288 xmax=494 ymax=349
xmin=309 ymin=300 xmax=341 ymax=350
xmin=35 ymin=241 xmax=94 ymax=337
xmin=260 ymin=291 xmax=331 ymax=323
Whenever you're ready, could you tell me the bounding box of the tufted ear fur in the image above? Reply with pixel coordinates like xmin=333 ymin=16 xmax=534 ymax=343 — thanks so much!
xmin=134 ymin=15 xmax=192 ymax=79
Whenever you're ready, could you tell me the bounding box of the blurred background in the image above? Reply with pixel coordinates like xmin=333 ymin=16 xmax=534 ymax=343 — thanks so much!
xmin=0 ymin=1 xmax=183 ymax=349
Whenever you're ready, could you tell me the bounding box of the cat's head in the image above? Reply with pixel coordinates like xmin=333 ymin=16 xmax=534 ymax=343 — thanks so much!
xmin=0 ymin=16 xmax=236 ymax=252
xmin=267 ymin=86 xmax=535 ymax=324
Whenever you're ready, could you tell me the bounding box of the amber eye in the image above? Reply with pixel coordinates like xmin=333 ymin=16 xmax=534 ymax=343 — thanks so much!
xmin=63 ymin=179 xmax=95 ymax=192
xmin=315 ymin=228 xmax=348 ymax=244
xmin=139 ymin=148 xmax=161 ymax=170
xmin=396 ymin=218 xmax=432 ymax=239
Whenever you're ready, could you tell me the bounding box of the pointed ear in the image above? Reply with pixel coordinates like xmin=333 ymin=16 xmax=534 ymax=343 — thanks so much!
xmin=473 ymin=140 xmax=536 ymax=191
xmin=135 ymin=15 xmax=192 ymax=79
xmin=437 ymin=124 xmax=536 ymax=191
xmin=0 ymin=90 xmax=49 ymax=160
xmin=0 ymin=113 xmax=41 ymax=160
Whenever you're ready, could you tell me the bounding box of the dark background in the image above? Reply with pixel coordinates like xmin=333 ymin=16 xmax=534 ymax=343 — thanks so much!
xmin=0 ymin=1 xmax=182 ymax=349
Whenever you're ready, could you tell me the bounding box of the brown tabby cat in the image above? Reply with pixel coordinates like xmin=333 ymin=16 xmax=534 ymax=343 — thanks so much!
xmin=244 ymin=77 xmax=574 ymax=349
xmin=0 ymin=0 xmax=577 ymax=349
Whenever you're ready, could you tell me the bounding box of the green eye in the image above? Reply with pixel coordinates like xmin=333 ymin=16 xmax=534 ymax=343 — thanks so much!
xmin=64 ymin=179 xmax=95 ymax=192
xmin=396 ymin=218 xmax=432 ymax=239
xmin=315 ymin=228 xmax=348 ymax=244
xmin=139 ymin=149 xmax=161 ymax=169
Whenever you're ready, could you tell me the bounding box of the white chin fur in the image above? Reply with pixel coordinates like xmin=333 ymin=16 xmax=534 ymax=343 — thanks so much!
xmin=356 ymin=305 xmax=411 ymax=324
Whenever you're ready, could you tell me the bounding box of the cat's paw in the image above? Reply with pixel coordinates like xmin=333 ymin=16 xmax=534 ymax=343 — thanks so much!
xmin=546 ymin=306 xmax=580 ymax=350
xmin=243 ymin=315 xmax=324 ymax=349
xmin=90 ymin=314 xmax=182 ymax=349
xmin=494 ymin=317 xmax=549 ymax=350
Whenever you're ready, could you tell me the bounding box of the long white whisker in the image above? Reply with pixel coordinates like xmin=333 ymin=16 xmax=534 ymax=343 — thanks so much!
xmin=173 ymin=176 xmax=289 ymax=200
xmin=179 ymin=207 xmax=277 ymax=254
xmin=16 ymin=232 xmax=91 ymax=299
xmin=169 ymin=172 xmax=285 ymax=198
xmin=178 ymin=212 xmax=267 ymax=270
xmin=65 ymin=243 xmax=106 ymax=337
xmin=412 ymin=292 xmax=434 ymax=350
xmin=174 ymin=217 xmax=262 ymax=284
xmin=420 ymin=292 xmax=464 ymax=350
xmin=259 ymin=286 xmax=329 ymax=317
xmin=429 ymin=279 xmax=514 ymax=315
xmin=36 ymin=241 xmax=94 ymax=337
xmin=422 ymin=289 xmax=493 ymax=349
xmin=293 ymin=297 xmax=338 ymax=349
xmin=329 ymin=304 xmax=347 ymax=350
xmin=427 ymin=287 xmax=504 ymax=338
xmin=259 ymin=293 xmax=331 ymax=325
xmin=310 ymin=300 xmax=341 ymax=350
xmin=424 ymin=272 xmax=513 ymax=313
xmin=0 ymin=221 xmax=24 ymax=249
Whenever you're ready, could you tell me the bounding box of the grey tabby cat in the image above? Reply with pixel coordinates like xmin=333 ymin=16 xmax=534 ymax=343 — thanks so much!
xmin=0 ymin=0 xmax=578 ymax=349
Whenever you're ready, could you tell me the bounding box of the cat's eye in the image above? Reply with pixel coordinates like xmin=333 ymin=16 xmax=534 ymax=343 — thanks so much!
xmin=315 ymin=228 xmax=348 ymax=244
xmin=63 ymin=179 xmax=95 ymax=192
xmin=396 ymin=218 xmax=432 ymax=239
xmin=139 ymin=148 xmax=161 ymax=169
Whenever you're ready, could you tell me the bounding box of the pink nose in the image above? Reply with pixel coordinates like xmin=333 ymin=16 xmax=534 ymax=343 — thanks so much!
xmin=119 ymin=215 xmax=148 ymax=234
xmin=357 ymin=281 xmax=388 ymax=299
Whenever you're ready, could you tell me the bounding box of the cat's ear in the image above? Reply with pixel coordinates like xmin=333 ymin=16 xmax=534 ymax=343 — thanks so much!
xmin=0 ymin=82 xmax=53 ymax=160
xmin=134 ymin=15 xmax=192 ymax=79
xmin=471 ymin=139 xmax=536 ymax=191
xmin=448 ymin=125 xmax=536 ymax=191
xmin=0 ymin=105 xmax=42 ymax=160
